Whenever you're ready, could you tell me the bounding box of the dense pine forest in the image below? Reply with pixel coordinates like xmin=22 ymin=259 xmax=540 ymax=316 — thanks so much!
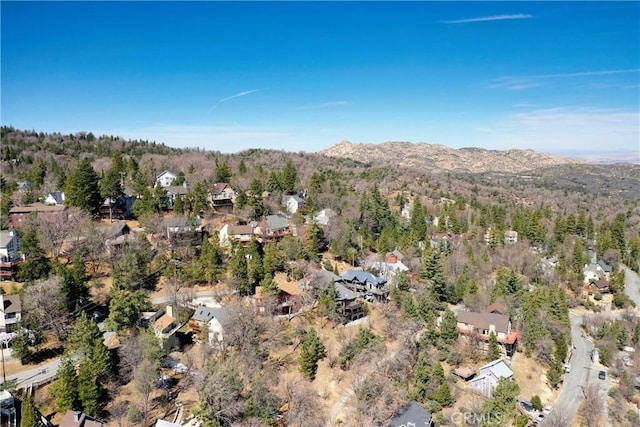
xmin=1 ymin=126 xmax=639 ymax=427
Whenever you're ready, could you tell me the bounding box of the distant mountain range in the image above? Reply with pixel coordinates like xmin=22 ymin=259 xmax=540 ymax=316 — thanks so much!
xmin=320 ymin=141 xmax=586 ymax=174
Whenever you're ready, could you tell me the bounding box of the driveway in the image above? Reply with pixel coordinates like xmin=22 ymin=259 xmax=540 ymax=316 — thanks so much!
xmin=549 ymin=312 xmax=593 ymax=425
xmin=5 ymin=357 xmax=62 ymax=390
xmin=622 ymin=265 xmax=640 ymax=308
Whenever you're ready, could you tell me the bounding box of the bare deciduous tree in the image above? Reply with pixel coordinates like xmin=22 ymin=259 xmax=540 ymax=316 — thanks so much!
xmin=134 ymin=359 xmax=159 ymax=422
xmin=285 ymin=376 xmax=325 ymax=427
xmin=578 ymin=384 xmax=604 ymax=427
xmin=22 ymin=276 xmax=69 ymax=343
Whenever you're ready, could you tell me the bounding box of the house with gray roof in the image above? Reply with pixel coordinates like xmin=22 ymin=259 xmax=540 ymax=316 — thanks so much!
xmin=338 ymin=269 xmax=389 ymax=302
xmin=285 ymin=194 xmax=305 ymax=214
xmin=470 ymin=358 xmax=514 ymax=397
xmin=254 ymin=215 xmax=290 ymax=240
xmin=455 ymin=310 xmax=518 ymax=356
xmin=388 ymin=401 xmax=433 ymax=427
xmin=189 ymin=305 xmax=230 ymax=346
xmin=44 ymin=190 xmax=65 ymax=205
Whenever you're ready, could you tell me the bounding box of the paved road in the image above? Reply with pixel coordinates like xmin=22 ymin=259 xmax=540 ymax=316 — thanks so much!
xmin=551 ymin=312 xmax=593 ymax=425
xmin=4 ymin=357 xmax=61 ymax=389
xmin=622 ymin=265 xmax=640 ymax=308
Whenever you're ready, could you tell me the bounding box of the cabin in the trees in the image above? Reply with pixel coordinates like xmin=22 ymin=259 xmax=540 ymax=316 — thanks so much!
xmin=254 ymin=276 xmax=303 ymax=316
xmin=44 ymin=190 xmax=65 ymax=206
xmin=469 ymin=358 xmax=514 ymax=398
xmin=0 ymin=292 xmax=21 ymax=334
xmin=337 ymin=269 xmax=389 ymax=302
xmin=455 ymin=309 xmax=518 ymax=357
xmin=0 ymin=230 xmax=21 ymax=279
xmin=254 ymin=215 xmax=291 ymax=241
xmin=285 ymin=194 xmax=305 ymax=214
xmin=164 ymin=185 xmax=189 ymax=210
xmin=209 ymin=182 xmax=236 ymax=213
xmin=8 ymin=203 xmax=67 ymax=228
xmin=219 ymin=223 xmax=256 ymax=247
xmin=189 ymin=305 xmax=230 ymax=346
xmin=156 ymin=169 xmax=180 ymax=188
xmin=60 ymin=410 xmax=106 ymax=427
xmin=311 ymin=207 xmax=338 ymax=227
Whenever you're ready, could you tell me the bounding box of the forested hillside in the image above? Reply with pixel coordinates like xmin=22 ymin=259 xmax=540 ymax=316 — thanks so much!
xmin=1 ymin=127 xmax=639 ymax=427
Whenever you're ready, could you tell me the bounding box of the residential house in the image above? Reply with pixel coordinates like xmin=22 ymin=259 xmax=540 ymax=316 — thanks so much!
xmin=166 ymin=216 xmax=203 ymax=247
xmin=312 ymin=208 xmax=338 ymax=227
xmin=8 ymin=203 xmax=67 ymax=228
xmin=105 ymin=222 xmax=134 ymax=254
xmin=209 ymin=182 xmax=236 ymax=213
xmin=60 ymin=410 xmax=105 ymax=427
xmin=156 ymin=170 xmax=179 ymax=188
xmin=254 ymin=275 xmax=303 ymax=316
xmin=155 ymin=420 xmax=181 ymax=427
xmin=0 ymin=292 xmax=21 ymax=334
xmin=189 ymin=305 xmax=230 ymax=346
xmin=455 ymin=310 xmax=518 ymax=357
xmin=369 ymin=250 xmax=409 ymax=280
xmin=338 ymin=270 xmax=389 ymax=302
xmin=469 ymin=358 xmax=514 ymax=397
xmin=219 ymin=223 xmax=256 ymax=247
xmin=285 ymin=194 xmax=305 ymax=215
xmin=597 ymin=259 xmax=613 ymax=278
xmin=504 ymin=230 xmax=518 ymax=244
xmin=0 ymin=390 xmax=16 ymax=426
xmin=0 ymin=230 xmax=21 ymax=279
xmin=388 ymin=401 xmax=434 ymax=427
xmin=400 ymin=203 xmax=412 ymax=221
xmin=484 ymin=300 xmax=508 ymax=316
xmin=334 ymin=281 xmax=365 ymax=323
xmin=592 ymin=278 xmax=610 ymax=293
xmin=147 ymin=306 xmax=181 ymax=353
xmin=165 ymin=185 xmax=189 ymax=210
xmin=583 ymin=263 xmax=605 ymax=284
xmin=98 ymin=194 xmax=136 ymax=220
xmin=44 ymin=191 xmax=65 ymax=206
xmin=254 ymin=215 xmax=290 ymax=240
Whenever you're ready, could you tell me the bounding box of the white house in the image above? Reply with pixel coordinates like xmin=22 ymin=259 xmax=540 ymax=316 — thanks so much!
xmin=285 ymin=195 xmax=305 ymax=214
xmin=0 ymin=231 xmax=19 ymax=262
xmin=0 ymin=292 xmax=21 ymax=334
xmin=44 ymin=191 xmax=65 ymax=206
xmin=312 ymin=208 xmax=338 ymax=226
xmin=155 ymin=170 xmax=179 ymax=188
xmin=470 ymin=358 xmax=513 ymax=397
xmin=219 ymin=223 xmax=256 ymax=247
xmin=189 ymin=305 xmax=230 ymax=347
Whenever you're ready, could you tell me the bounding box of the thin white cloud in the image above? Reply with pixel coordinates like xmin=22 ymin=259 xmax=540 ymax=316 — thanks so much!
xmin=297 ymin=101 xmax=350 ymax=110
xmin=490 ymin=68 xmax=640 ymax=91
xmin=209 ymin=89 xmax=260 ymax=113
xmin=444 ymin=14 xmax=533 ymax=24
xmin=487 ymin=107 xmax=640 ymax=152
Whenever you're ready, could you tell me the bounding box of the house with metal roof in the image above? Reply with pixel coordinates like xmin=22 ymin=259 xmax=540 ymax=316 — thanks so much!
xmin=470 ymin=358 xmax=514 ymax=397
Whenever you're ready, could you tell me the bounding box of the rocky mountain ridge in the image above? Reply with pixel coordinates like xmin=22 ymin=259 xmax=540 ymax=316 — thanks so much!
xmin=320 ymin=141 xmax=586 ymax=174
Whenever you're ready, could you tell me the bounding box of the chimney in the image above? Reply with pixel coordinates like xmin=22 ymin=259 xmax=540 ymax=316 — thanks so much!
xmin=166 ymin=305 xmax=173 ymax=318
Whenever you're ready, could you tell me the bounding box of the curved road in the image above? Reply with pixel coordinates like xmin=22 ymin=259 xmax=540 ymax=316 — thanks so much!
xmin=549 ymin=312 xmax=593 ymax=425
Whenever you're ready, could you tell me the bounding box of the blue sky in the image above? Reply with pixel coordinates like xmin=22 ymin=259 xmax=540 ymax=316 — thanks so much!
xmin=2 ymin=1 xmax=639 ymax=155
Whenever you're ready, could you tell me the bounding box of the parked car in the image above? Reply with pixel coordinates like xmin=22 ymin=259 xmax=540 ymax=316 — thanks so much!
xmin=598 ymin=370 xmax=606 ymax=380
xmin=520 ymin=399 xmax=535 ymax=413
xmin=542 ymin=405 xmax=553 ymax=416
xmin=564 ymin=363 xmax=571 ymax=373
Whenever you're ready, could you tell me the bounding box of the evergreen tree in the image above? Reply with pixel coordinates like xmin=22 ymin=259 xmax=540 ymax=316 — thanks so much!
xmin=105 ymin=289 xmax=148 ymax=333
xmin=20 ymin=392 xmax=40 ymax=427
xmin=439 ymin=309 xmax=459 ymax=344
xmin=305 ymin=221 xmax=323 ymax=262
xmin=57 ymin=253 xmax=90 ymax=312
xmin=229 ymin=246 xmax=251 ymax=294
xmin=173 ymin=194 xmax=184 ymax=215
xmin=318 ymin=284 xmax=341 ymax=323
xmin=65 ymin=159 xmax=101 ymax=212
xmin=412 ymin=353 xmax=431 ymax=402
xmin=281 ymin=159 xmax=298 ymax=194
xmin=215 ymin=160 xmax=232 ymax=183
xmin=99 ymin=168 xmax=123 ymax=219
xmin=299 ymin=328 xmax=326 ymax=380
xmin=481 ymin=377 xmax=520 ymax=427
xmin=51 ymin=358 xmax=79 ymax=412
xmin=78 ymin=362 xmax=100 ymax=415
xmin=195 ymin=236 xmax=224 ymax=285
xmin=488 ymin=332 xmax=501 ymax=361
xmin=434 ymin=381 xmax=454 ymax=407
